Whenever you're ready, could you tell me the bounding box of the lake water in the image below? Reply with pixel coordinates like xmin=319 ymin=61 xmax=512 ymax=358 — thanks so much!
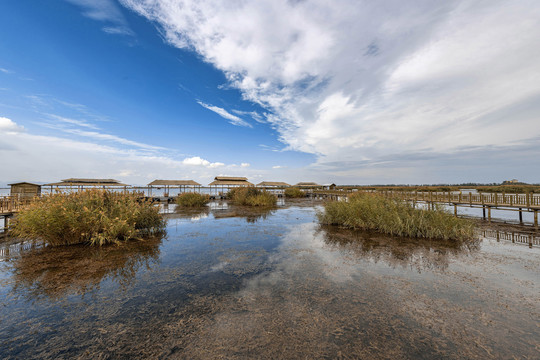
xmin=0 ymin=200 xmax=538 ymax=359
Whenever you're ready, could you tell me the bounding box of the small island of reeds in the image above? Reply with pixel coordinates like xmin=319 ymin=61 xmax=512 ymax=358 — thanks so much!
xmin=228 ymin=187 xmax=277 ymax=207
xmin=284 ymin=187 xmax=305 ymax=198
xmin=11 ymin=190 xmax=165 ymax=246
xmin=318 ymin=192 xmax=475 ymax=242
xmin=176 ymin=192 xmax=210 ymax=207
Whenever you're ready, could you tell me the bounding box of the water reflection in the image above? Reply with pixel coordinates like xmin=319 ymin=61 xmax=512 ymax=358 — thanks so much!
xmin=8 ymin=237 xmax=162 ymax=300
xmin=321 ymin=226 xmax=480 ymax=272
xmin=213 ymin=206 xmax=275 ymax=223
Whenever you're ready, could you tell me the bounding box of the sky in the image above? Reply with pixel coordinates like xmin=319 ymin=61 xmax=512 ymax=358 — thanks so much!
xmin=1 ymin=0 xmax=539 ymax=186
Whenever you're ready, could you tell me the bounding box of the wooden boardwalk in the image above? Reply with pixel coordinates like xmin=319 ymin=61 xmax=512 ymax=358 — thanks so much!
xmin=309 ymin=190 xmax=540 ymax=227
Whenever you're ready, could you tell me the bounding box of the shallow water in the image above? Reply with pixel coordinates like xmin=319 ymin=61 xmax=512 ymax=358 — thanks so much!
xmin=0 ymin=201 xmax=539 ymax=359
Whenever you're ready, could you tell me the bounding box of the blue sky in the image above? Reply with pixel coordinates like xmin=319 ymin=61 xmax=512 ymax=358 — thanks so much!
xmin=1 ymin=0 xmax=539 ymax=186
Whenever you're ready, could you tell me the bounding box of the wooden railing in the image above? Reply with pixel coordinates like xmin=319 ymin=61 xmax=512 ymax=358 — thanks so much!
xmin=373 ymin=191 xmax=540 ymax=209
xmin=0 ymin=196 xmax=32 ymax=214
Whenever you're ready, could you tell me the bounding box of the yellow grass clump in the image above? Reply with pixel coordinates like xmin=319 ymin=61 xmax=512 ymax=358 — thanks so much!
xmin=318 ymin=192 xmax=475 ymax=242
xmin=11 ymin=190 xmax=165 ymax=246
xmin=176 ymin=193 xmax=210 ymax=207
xmin=284 ymin=187 xmax=305 ymax=198
xmin=227 ymin=187 xmax=277 ymax=207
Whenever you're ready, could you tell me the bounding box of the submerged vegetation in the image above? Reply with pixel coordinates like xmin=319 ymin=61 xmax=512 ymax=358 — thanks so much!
xmin=11 ymin=190 xmax=165 ymax=246
xmin=284 ymin=187 xmax=305 ymax=198
xmin=176 ymin=192 xmax=210 ymax=207
xmin=227 ymin=187 xmax=277 ymax=207
xmin=318 ymin=192 xmax=475 ymax=242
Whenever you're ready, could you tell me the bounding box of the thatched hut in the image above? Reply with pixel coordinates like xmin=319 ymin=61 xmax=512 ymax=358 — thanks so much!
xmin=147 ymin=179 xmax=201 ymax=196
xmin=9 ymin=182 xmax=41 ymax=199
xmin=256 ymin=181 xmax=290 ymax=188
xmin=208 ymin=176 xmax=253 ymax=195
xmin=44 ymin=178 xmax=129 ymax=192
xmin=294 ymin=182 xmax=320 ymax=189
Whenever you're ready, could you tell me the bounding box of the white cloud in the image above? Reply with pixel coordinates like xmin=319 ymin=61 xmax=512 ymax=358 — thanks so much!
xmin=0 ymin=68 xmax=13 ymax=74
xmin=197 ymin=101 xmax=252 ymax=128
xmin=182 ymin=156 xmax=224 ymax=168
xmin=66 ymin=0 xmax=134 ymax=36
xmin=0 ymin=117 xmax=24 ymax=133
xmin=240 ymin=163 xmax=250 ymax=168
xmin=121 ymin=0 xmax=540 ymax=182
xmin=272 ymin=165 xmax=284 ymax=169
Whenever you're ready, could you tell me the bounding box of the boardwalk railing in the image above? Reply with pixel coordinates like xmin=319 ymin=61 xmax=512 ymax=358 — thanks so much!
xmin=0 ymin=196 xmax=32 ymax=215
xmin=369 ymin=190 xmax=540 ymax=209
xmin=480 ymin=229 xmax=539 ymax=247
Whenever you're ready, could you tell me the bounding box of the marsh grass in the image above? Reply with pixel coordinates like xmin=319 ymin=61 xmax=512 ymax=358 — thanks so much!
xmin=11 ymin=190 xmax=166 ymax=246
xmin=227 ymin=187 xmax=277 ymax=207
xmin=176 ymin=193 xmax=210 ymax=207
xmin=318 ymin=192 xmax=475 ymax=242
xmin=284 ymin=187 xmax=305 ymax=198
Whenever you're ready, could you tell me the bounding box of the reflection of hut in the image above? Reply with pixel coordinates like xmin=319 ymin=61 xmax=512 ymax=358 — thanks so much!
xmin=256 ymin=181 xmax=290 ymax=188
xmin=294 ymin=182 xmax=320 ymax=189
xmin=9 ymin=182 xmax=41 ymax=199
xmin=44 ymin=178 xmax=130 ymax=192
xmin=147 ymin=180 xmax=201 ymax=196
xmin=208 ymin=176 xmax=253 ymax=195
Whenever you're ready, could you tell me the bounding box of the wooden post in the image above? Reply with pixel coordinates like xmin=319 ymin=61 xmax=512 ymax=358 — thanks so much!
xmin=487 ymin=207 xmax=491 ymax=222
xmin=482 ymin=206 xmax=486 ymax=219
xmin=454 ymin=204 xmax=457 ymax=217
xmin=526 ymin=192 xmax=530 ymax=208
xmin=534 ymin=210 xmax=538 ymax=229
xmin=519 ymin=208 xmax=523 ymax=224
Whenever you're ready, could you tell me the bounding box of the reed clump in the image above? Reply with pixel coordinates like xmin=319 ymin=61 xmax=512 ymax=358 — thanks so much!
xmin=284 ymin=187 xmax=305 ymax=198
xmin=318 ymin=192 xmax=475 ymax=242
xmin=227 ymin=187 xmax=277 ymax=207
xmin=176 ymin=193 xmax=210 ymax=207
xmin=11 ymin=190 xmax=166 ymax=246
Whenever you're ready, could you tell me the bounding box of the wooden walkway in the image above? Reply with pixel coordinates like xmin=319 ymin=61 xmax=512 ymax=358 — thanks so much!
xmin=309 ymin=190 xmax=540 ymax=227
xmin=1 ymin=196 xmax=31 ymax=232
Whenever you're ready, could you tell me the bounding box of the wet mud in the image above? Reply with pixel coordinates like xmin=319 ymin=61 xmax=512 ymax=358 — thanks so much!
xmin=0 ymin=200 xmax=538 ymax=359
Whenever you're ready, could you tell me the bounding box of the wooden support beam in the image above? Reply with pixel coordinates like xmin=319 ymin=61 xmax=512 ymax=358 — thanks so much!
xmin=519 ymin=208 xmax=523 ymax=224
xmin=534 ymin=210 xmax=538 ymax=229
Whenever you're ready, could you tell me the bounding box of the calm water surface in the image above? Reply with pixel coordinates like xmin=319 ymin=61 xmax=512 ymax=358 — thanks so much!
xmin=0 ymin=201 xmax=538 ymax=359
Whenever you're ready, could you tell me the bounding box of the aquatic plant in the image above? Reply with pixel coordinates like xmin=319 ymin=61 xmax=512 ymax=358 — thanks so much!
xmin=227 ymin=187 xmax=277 ymax=207
xmin=284 ymin=187 xmax=305 ymax=198
xmin=318 ymin=192 xmax=475 ymax=242
xmin=176 ymin=192 xmax=210 ymax=207
xmin=11 ymin=190 xmax=166 ymax=246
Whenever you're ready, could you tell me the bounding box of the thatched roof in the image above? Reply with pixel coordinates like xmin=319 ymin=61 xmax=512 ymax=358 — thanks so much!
xmin=214 ymin=176 xmax=248 ymax=181
xmin=295 ymin=182 xmax=320 ymax=187
xmin=148 ymin=180 xmax=201 ymax=186
xmin=62 ymin=178 xmax=121 ymax=184
xmin=8 ymin=182 xmax=41 ymax=187
xmin=257 ymin=181 xmax=290 ymax=187
xmin=44 ymin=178 xmax=129 ymax=187
xmin=208 ymin=180 xmax=254 ymax=186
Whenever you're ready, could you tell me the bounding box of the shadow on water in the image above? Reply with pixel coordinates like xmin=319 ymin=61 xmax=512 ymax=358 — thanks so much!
xmin=8 ymin=236 xmax=163 ymax=301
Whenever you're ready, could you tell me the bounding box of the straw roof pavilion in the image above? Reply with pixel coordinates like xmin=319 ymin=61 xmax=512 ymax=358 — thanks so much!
xmin=294 ymin=182 xmax=320 ymax=188
xmin=148 ymin=180 xmax=201 ymax=186
xmin=44 ymin=178 xmax=129 ymax=187
xmin=257 ymin=181 xmax=290 ymax=187
xmin=208 ymin=176 xmax=253 ymax=186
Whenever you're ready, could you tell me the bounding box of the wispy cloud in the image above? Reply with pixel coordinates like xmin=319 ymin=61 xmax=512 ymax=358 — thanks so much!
xmin=0 ymin=68 xmax=13 ymax=74
xmin=197 ymin=101 xmax=252 ymax=128
xmin=47 ymin=114 xmax=100 ymax=130
xmin=232 ymin=110 xmax=266 ymax=123
xmin=66 ymin=0 xmax=134 ymax=36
